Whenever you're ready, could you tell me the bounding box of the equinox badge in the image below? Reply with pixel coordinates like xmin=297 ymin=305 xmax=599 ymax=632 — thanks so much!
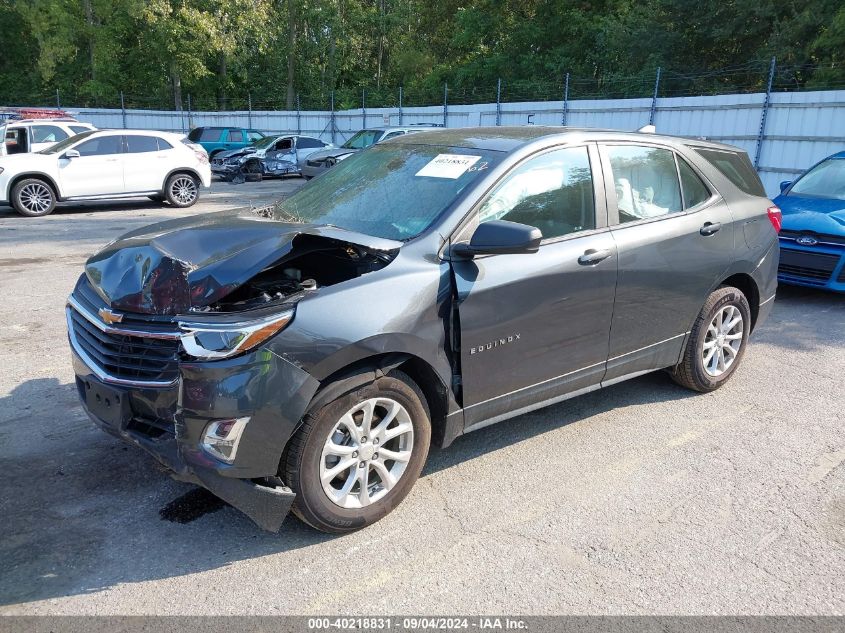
xmin=470 ymin=333 xmax=521 ymax=355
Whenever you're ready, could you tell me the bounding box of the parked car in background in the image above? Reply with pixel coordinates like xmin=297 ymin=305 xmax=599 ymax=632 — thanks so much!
xmin=211 ymin=134 xmax=332 ymax=180
xmin=187 ymin=126 xmax=265 ymax=159
xmin=773 ymin=151 xmax=845 ymax=292
xmin=2 ymin=117 xmax=96 ymax=155
xmin=301 ymin=125 xmax=440 ymax=178
xmin=264 ymin=135 xmax=333 ymax=177
xmin=66 ymin=127 xmax=778 ymax=533
xmin=0 ymin=129 xmax=210 ymax=216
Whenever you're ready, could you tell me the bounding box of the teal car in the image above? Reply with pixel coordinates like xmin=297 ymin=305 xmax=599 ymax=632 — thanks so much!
xmin=187 ymin=126 xmax=265 ymax=159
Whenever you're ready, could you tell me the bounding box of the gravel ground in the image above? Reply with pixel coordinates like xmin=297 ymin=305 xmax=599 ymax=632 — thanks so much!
xmin=0 ymin=179 xmax=843 ymax=615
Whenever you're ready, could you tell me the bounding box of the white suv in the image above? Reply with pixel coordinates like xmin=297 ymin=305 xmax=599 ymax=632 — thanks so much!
xmin=0 ymin=129 xmax=211 ymax=216
xmin=2 ymin=117 xmax=97 ymax=155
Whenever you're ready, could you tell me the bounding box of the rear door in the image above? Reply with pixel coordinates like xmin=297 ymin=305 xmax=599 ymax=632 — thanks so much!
xmin=452 ymin=144 xmax=618 ymax=428
xmin=598 ymin=142 xmax=735 ymax=382
xmin=226 ymin=129 xmax=245 ymax=150
xmin=58 ymin=134 xmax=124 ymax=196
xmin=123 ymin=134 xmax=171 ymax=192
xmin=294 ymin=136 xmax=326 ymax=162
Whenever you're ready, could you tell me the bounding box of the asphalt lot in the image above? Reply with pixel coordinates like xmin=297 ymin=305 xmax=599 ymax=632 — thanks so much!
xmin=0 ymin=178 xmax=843 ymax=615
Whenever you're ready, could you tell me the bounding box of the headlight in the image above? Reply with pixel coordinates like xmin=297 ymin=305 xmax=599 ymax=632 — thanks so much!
xmin=178 ymin=310 xmax=294 ymax=360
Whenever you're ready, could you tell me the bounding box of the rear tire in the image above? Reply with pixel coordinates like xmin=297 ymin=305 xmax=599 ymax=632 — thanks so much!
xmin=284 ymin=370 xmax=431 ymax=533
xmin=164 ymin=173 xmax=199 ymax=208
xmin=672 ymin=286 xmax=751 ymax=392
xmin=11 ymin=178 xmax=56 ymax=217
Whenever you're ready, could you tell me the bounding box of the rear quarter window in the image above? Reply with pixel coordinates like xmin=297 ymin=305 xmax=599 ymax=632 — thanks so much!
xmin=194 ymin=128 xmax=222 ymax=142
xmin=693 ymin=148 xmax=766 ymax=197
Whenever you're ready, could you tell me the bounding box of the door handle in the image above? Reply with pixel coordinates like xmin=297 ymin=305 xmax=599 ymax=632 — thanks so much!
xmin=700 ymin=221 xmax=721 ymax=236
xmin=578 ymin=248 xmax=613 ymax=265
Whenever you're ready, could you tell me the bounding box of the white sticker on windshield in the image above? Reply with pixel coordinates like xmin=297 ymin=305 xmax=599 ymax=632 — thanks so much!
xmin=416 ymin=154 xmax=481 ymax=179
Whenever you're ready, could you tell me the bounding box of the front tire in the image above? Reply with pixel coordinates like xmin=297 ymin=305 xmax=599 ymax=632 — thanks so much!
xmin=11 ymin=178 xmax=56 ymax=217
xmin=164 ymin=173 xmax=199 ymax=208
xmin=284 ymin=371 xmax=431 ymax=533
xmin=672 ymin=286 xmax=751 ymax=392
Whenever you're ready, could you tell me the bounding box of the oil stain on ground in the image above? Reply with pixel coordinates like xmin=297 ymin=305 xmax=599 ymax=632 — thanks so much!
xmin=159 ymin=488 xmax=227 ymax=524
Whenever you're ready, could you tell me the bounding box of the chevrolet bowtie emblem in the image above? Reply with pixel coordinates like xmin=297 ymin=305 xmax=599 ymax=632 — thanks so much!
xmin=98 ymin=308 xmax=124 ymax=325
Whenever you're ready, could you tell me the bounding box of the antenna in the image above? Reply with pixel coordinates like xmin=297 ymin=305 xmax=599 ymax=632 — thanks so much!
xmin=637 ymin=124 xmax=656 ymax=134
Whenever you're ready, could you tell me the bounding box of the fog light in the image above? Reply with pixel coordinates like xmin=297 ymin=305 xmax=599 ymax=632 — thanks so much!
xmin=202 ymin=417 xmax=250 ymax=463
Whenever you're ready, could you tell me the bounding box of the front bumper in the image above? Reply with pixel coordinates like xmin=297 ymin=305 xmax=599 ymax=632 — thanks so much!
xmin=211 ymin=163 xmax=239 ymax=176
xmin=777 ymin=240 xmax=845 ymax=293
xmin=69 ymin=318 xmax=320 ymax=531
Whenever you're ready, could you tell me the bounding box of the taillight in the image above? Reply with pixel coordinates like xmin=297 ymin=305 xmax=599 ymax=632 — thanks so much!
xmin=767 ymin=206 xmax=782 ymax=233
xmin=194 ymin=150 xmax=208 ymax=164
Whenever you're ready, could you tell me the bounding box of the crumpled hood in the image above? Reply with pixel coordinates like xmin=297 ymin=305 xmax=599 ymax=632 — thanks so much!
xmin=215 ymin=147 xmax=263 ymax=161
xmin=84 ymin=208 xmax=401 ymax=315
xmin=774 ymin=193 xmax=845 ymax=235
xmin=307 ymin=147 xmax=358 ymax=162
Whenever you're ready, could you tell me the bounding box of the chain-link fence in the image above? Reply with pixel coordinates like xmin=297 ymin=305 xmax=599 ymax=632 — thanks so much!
xmin=11 ymin=58 xmax=845 ymax=114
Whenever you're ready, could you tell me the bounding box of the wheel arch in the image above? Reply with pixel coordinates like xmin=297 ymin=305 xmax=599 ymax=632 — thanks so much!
xmin=7 ymin=172 xmax=62 ymax=201
xmin=719 ymin=272 xmax=760 ymax=331
xmin=162 ymin=167 xmax=203 ymax=192
xmin=298 ymin=352 xmax=454 ymax=451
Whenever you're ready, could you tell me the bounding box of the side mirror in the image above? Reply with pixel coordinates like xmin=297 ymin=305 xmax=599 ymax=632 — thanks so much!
xmin=451 ymin=220 xmax=542 ymax=258
xmin=779 ymin=180 xmax=792 ymax=193
xmin=63 ymin=149 xmax=80 ymax=159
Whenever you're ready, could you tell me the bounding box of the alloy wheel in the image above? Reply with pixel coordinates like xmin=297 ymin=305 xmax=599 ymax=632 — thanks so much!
xmin=19 ymin=182 xmax=53 ymax=214
xmin=702 ymin=304 xmax=744 ymax=377
xmin=170 ymin=176 xmax=197 ymax=205
xmin=320 ymin=397 xmax=414 ymax=509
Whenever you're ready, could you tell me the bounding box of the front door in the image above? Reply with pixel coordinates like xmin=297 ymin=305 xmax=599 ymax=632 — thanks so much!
xmin=451 ymin=144 xmax=618 ymax=429
xmin=58 ymin=134 xmax=124 ymax=197
xmin=598 ymin=142 xmax=735 ymax=381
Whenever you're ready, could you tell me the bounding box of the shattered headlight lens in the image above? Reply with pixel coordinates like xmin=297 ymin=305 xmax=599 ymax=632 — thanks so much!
xmin=178 ymin=310 xmax=294 ymax=360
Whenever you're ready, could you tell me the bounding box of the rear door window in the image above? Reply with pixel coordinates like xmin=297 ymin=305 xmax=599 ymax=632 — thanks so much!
xmin=693 ymin=148 xmax=765 ymax=196
xmin=125 ymin=135 xmax=160 ymax=153
xmin=297 ymin=137 xmax=324 ymax=148
xmin=605 ymin=145 xmax=682 ymax=223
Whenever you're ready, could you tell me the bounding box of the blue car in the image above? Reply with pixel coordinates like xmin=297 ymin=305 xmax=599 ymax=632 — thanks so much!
xmin=773 ymin=151 xmax=845 ymax=292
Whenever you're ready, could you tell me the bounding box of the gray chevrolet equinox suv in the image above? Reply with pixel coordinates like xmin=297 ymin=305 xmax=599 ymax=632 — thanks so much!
xmin=67 ymin=127 xmax=779 ymax=533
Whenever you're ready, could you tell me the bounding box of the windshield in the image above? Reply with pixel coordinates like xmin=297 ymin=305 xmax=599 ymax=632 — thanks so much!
xmin=342 ymin=130 xmax=384 ymax=150
xmin=789 ymin=158 xmax=845 ymax=200
xmin=38 ymin=130 xmax=98 ymax=154
xmin=251 ymin=136 xmax=281 ymax=149
xmin=273 ymin=143 xmax=501 ymax=240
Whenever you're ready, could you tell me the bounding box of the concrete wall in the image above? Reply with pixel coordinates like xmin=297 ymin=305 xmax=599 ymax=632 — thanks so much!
xmin=70 ymin=89 xmax=845 ymax=196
